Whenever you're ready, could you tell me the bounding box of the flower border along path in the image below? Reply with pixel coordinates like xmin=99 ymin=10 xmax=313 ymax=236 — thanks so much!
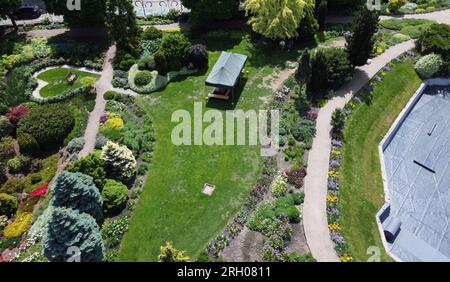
xmin=302 ymin=40 xmax=415 ymax=262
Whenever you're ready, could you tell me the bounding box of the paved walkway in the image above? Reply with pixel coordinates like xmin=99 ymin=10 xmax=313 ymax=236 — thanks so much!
xmin=78 ymin=45 xmax=116 ymax=158
xmin=303 ymin=40 xmax=416 ymax=262
xmin=305 ymin=9 xmax=450 ymax=262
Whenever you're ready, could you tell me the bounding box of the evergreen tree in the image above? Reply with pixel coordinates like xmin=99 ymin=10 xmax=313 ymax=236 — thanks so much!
xmin=295 ymin=49 xmax=312 ymax=86
xmin=307 ymin=49 xmax=328 ymax=98
xmin=244 ymin=0 xmax=316 ymax=40
xmin=51 ymin=171 xmax=103 ymax=222
xmin=105 ymin=0 xmax=141 ymax=52
xmin=345 ymin=7 xmax=379 ymax=67
xmin=182 ymin=0 xmax=239 ymax=22
xmin=101 ymin=141 xmax=137 ymax=183
xmin=43 ymin=0 xmax=106 ymax=27
xmin=315 ymin=0 xmax=328 ymax=30
xmin=43 ymin=207 xmax=105 ymax=262
xmin=0 ymin=0 xmax=21 ymax=30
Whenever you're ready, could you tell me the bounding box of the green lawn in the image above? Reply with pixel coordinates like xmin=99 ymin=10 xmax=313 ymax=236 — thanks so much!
xmin=118 ymin=32 xmax=300 ymax=261
xmin=37 ymin=68 xmax=100 ymax=98
xmin=339 ymin=60 xmax=421 ymax=262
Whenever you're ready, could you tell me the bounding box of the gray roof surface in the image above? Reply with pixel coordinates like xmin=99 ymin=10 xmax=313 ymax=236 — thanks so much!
xmin=205 ymin=52 xmax=247 ymax=88
xmin=381 ymin=85 xmax=450 ymax=261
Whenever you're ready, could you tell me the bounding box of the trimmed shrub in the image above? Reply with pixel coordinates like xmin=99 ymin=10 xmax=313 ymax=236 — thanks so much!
xmin=101 ymin=179 xmax=128 ymax=216
xmin=3 ymin=212 xmax=32 ymax=238
xmin=331 ymin=108 xmax=346 ymax=133
xmin=417 ymin=24 xmax=450 ymax=57
xmin=114 ymin=51 xmax=137 ymax=71
xmin=188 ymin=44 xmax=208 ymax=69
xmin=43 ymin=207 xmax=105 ymax=262
xmin=291 ymin=192 xmax=305 ymax=205
xmin=0 ymin=193 xmax=18 ymax=217
xmin=0 ymin=178 xmax=25 ymax=194
xmin=322 ymin=47 xmax=353 ymax=88
xmin=0 ymin=116 xmax=13 ymax=137
xmin=387 ymin=0 xmax=407 ymax=13
xmin=51 ymin=171 xmax=103 ymax=222
xmin=68 ymin=154 xmax=107 ymax=190
xmin=134 ymin=71 xmax=154 ymax=86
xmin=95 ymin=135 xmax=108 ymax=149
xmin=111 ymin=76 xmax=128 ymax=88
xmin=17 ymin=104 xmax=75 ymax=151
xmin=142 ymin=26 xmax=163 ymax=40
xmin=17 ymin=133 xmax=40 ymax=155
xmin=159 ymin=33 xmax=191 ymax=71
xmin=291 ymin=119 xmax=316 ymax=146
xmin=414 ymin=54 xmax=444 ymax=78
xmin=101 ymin=141 xmax=137 ymax=183
xmin=138 ymin=55 xmax=157 ymax=71
xmin=66 ymin=137 xmax=85 ymax=155
xmin=7 ymin=156 xmax=31 ymax=174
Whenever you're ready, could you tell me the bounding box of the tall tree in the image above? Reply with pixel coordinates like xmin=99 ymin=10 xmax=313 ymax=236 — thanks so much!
xmin=0 ymin=0 xmax=21 ymax=30
xmin=295 ymin=49 xmax=312 ymax=87
xmin=105 ymin=0 xmax=141 ymax=52
xmin=307 ymin=49 xmax=328 ymax=97
xmin=244 ymin=0 xmax=316 ymax=40
xmin=345 ymin=7 xmax=379 ymax=66
xmin=182 ymin=0 xmax=239 ymax=22
xmin=43 ymin=207 xmax=105 ymax=262
xmin=43 ymin=0 xmax=105 ymax=27
xmin=51 ymin=171 xmax=103 ymax=222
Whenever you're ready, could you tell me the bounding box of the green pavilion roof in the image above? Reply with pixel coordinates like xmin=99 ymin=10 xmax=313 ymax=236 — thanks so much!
xmin=205 ymin=52 xmax=247 ymax=89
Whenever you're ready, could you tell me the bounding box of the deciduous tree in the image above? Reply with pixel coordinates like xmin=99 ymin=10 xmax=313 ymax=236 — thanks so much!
xmin=182 ymin=0 xmax=239 ymax=22
xmin=0 ymin=0 xmax=21 ymax=30
xmin=43 ymin=0 xmax=106 ymax=27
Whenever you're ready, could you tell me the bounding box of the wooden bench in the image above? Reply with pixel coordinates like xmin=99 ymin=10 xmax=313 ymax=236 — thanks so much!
xmin=208 ymin=88 xmax=230 ymax=100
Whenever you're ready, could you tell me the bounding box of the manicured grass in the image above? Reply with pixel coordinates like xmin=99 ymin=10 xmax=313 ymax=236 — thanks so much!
xmin=37 ymin=68 xmax=100 ymax=98
xmin=339 ymin=60 xmax=421 ymax=261
xmin=118 ymin=32 xmax=300 ymax=261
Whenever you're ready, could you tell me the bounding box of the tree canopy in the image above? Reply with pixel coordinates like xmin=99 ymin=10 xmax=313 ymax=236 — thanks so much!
xmin=182 ymin=0 xmax=240 ymax=22
xmin=244 ymin=0 xmax=316 ymax=40
xmin=0 ymin=0 xmax=21 ymax=29
xmin=43 ymin=0 xmax=106 ymax=27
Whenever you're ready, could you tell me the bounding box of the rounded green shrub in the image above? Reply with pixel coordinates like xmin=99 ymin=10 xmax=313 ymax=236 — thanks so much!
xmin=387 ymin=0 xmax=407 ymax=13
xmin=101 ymin=179 xmax=128 ymax=215
xmin=154 ymin=49 xmax=168 ymax=75
xmin=138 ymin=55 xmax=156 ymax=71
xmin=159 ymin=33 xmax=191 ymax=71
xmin=188 ymin=44 xmax=208 ymax=69
xmin=291 ymin=192 xmax=305 ymax=205
xmin=275 ymin=206 xmax=300 ymax=223
xmin=68 ymin=153 xmax=107 ymax=190
xmin=0 ymin=116 xmax=13 ymax=137
xmin=291 ymin=119 xmax=316 ymax=145
xmin=0 ymin=178 xmax=25 ymax=194
xmin=142 ymin=26 xmax=163 ymax=40
xmin=417 ymin=24 xmax=450 ymax=56
xmin=134 ymin=71 xmax=154 ymax=86
xmin=7 ymin=156 xmax=31 ymax=174
xmin=414 ymin=53 xmax=444 ymax=78
xmin=17 ymin=104 xmax=75 ymax=151
xmin=18 ymin=133 xmax=40 ymax=156
xmin=0 ymin=193 xmax=18 ymax=217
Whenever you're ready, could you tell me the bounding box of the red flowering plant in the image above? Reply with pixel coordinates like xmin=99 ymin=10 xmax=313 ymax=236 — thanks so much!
xmin=29 ymin=183 xmax=49 ymax=198
xmin=5 ymin=105 xmax=31 ymax=124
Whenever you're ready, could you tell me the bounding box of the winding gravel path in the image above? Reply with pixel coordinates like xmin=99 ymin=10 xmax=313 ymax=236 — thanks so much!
xmin=304 ymin=9 xmax=450 ymax=262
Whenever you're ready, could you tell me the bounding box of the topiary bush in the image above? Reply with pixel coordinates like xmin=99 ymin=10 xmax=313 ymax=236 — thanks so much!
xmin=17 ymin=133 xmax=40 ymax=156
xmin=66 ymin=137 xmax=85 ymax=155
xmin=387 ymin=0 xmax=407 ymax=13
xmin=414 ymin=53 xmax=444 ymax=78
xmin=51 ymin=171 xmax=103 ymax=222
xmin=138 ymin=55 xmax=157 ymax=71
xmin=188 ymin=44 xmax=208 ymax=69
xmin=17 ymin=104 xmax=75 ymax=151
xmin=142 ymin=26 xmax=163 ymax=40
xmin=43 ymin=207 xmax=105 ymax=262
xmin=0 ymin=178 xmax=25 ymax=194
xmin=101 ymin=179 xmax=128 ymax=216
xmin=68 ymin=154 xmax=107 ymax=190
xmin=0 ymin=193 xmax=18 ymax=217
xmin=134 ymin=70 xmax=154 ymax=86
xmin=101 ymin=141 xmax=137 ymax=183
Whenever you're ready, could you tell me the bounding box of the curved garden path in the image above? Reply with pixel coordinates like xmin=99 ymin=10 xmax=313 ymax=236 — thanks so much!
xmin=304 ymin=9 xmax=450 ymax=262
xmin=78 ymin=45 xmax=116 ymax=158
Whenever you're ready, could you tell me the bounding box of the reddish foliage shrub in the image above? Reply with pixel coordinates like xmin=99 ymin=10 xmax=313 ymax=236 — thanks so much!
xmin=5 ymin=106 xmax=30 ymax=124
xmin=285 ymin=167 xmax=307 ymax=189
xmin=305 ymin=109 xmax=318 ymax=122
xmin=29 ymin=182 xmax=49 ymax=198
xmin=249 ymin=181 xmax=269 ymax=201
